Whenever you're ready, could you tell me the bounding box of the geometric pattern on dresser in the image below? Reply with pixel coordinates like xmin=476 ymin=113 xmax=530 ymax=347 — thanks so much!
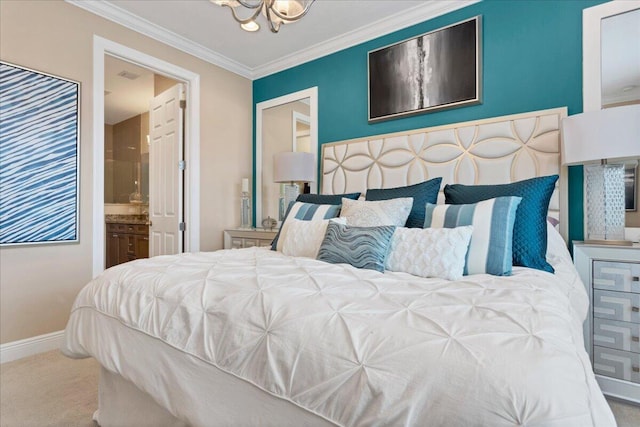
xmin=593 ymin=260 xmax=640 ymax=293
xmin=593 ymin=290 xmax=640 ymax=324
xmin=594 ymin=346 xmax=640 ymax=383
xmin=321 ymin=108 xmax=567 ymax=240
xmin=593 ymin=318 xmax=640 ymax=353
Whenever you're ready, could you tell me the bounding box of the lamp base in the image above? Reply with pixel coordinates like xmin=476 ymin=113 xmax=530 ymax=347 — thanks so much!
xmin=283 ymin=183 xmax=299 ymax=213
xmin=584 ymin=163 xmax=626 ymax=242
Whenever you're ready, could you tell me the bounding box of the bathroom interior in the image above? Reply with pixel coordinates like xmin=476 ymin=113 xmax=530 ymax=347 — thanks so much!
xmin=104 ymin=55 xmax=178 ymax=267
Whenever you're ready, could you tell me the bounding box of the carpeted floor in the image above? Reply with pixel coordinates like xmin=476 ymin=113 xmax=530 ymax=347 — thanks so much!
xmin=1 ymin=350 xmax=639 ymax=426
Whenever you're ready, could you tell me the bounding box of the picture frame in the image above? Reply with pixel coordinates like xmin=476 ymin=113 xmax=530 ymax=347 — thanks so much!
xmin=0 ymin=61 xmax=80 ymax=246
xmin=625 ymin=162 xmax=637 ymax=212
xmin=368 ymin=16 xmax=482 ymax=123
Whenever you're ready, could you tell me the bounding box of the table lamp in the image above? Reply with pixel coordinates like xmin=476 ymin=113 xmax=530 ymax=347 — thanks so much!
xmin=274 ymin=151 xmax=315 ymax=212
xmin=561 ymin=104 xmax=640 ymax=244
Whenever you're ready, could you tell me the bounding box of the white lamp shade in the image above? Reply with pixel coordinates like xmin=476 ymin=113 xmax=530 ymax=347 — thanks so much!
xmin=561 ymin=104 xmax=640 ymax=165
xmin=274 ymin=151 xmax=316 ymax=183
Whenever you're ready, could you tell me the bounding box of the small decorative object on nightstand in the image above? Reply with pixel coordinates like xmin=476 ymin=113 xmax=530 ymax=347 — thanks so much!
xmin=223 ymin=229 xmax=278 ymax=249
xmin=574 ymin=242 xmax=640 ymax=403
xmin=240 ymin=178 xmax=251 ymax=229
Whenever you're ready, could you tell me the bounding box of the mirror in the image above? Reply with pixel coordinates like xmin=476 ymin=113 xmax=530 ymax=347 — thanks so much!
xmin=256 ymin=87 xmax=318 ymax=227
xmin=583 ymin=2 xmax=640 ymax=231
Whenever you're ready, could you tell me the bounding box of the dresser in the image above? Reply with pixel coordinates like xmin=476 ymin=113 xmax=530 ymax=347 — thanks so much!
xmin=223 ymin=229 xmax=278 ymax=249
xmin=573 ymin=242 xmax=640 ymax=403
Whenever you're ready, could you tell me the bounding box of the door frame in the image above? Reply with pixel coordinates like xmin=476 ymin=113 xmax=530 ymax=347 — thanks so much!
xmin=92 ymin=36 xmax=200 ymax=278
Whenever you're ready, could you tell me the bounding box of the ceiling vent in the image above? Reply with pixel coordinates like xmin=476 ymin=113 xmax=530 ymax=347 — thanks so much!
xmin=117 ymin=70 xmax=140 ymax=80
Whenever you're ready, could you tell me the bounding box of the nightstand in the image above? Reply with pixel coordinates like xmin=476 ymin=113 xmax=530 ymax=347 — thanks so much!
xmin=223 ymin=229 xmax=278 ymax=249
xmin=573 ymin=242 xmax=640 ymax=403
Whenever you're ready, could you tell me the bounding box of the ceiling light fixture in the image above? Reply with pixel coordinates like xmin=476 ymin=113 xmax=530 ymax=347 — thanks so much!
xmin=211 ymin=0 xmax=315 ymax=33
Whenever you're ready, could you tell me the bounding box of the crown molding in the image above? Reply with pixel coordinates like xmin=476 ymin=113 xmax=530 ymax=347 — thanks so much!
xmin=251 ymin=0 xmax=481 ymax=79
xmin=66 ymin=0 xmax=479 ymax=81
xmin=65 ymin=0 xmax=252 ymax=79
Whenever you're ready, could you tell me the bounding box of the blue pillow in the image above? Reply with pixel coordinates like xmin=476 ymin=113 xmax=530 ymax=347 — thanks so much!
xmin=443 ymin=175 xmax=558 ymax=273
xmin=271 ymin=202 xmax=341 ymax=251
xmin=365 ymin=178 xmax=442 ymax=228
xmin=424 ymin=197 xmax=522 ymax=276
xmin=296 ymin=192 xmax=360 ymax=205
xmin=317 ymin=222 xmax=396 ymax=272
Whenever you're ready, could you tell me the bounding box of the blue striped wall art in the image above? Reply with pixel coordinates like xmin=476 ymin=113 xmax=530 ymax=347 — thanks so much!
xmin=0 ymin=62 xmax=80 ymax=245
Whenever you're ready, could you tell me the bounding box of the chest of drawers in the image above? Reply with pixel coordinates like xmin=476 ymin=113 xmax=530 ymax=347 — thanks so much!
xmin=574 ymin=243 xmax=640 ymax=403
xmin=223 ymin=229 xmax=278 ymax=249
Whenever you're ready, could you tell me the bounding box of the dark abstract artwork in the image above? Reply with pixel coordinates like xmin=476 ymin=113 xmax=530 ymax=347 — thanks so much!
xmin=368 ymin=17 xmax=481 ymax=122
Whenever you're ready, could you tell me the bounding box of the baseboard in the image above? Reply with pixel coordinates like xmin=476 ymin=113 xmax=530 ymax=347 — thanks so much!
xmin=0 ymin=330 xmax=65 ymax=364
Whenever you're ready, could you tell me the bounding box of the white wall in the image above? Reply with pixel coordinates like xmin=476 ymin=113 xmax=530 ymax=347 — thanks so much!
xmin=0 ymin=0 xmax=252 ymax=344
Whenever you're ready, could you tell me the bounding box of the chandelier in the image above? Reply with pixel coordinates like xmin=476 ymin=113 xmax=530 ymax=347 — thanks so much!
xmin=211 ymin=0 xmax=315 ymax=33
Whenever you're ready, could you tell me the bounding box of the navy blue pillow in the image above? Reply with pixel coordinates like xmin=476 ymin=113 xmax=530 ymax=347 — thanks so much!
xmin=365 ymin=178 xmax=442 ymax=228
xmin=296 ymin=192 xmax=360 ymax=205
xmin=444 ymin=175 xmax=558 ymax=273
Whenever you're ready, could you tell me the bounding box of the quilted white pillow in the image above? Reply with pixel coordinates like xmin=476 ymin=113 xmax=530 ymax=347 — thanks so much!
xmin=340 ymin=197 xmax=413 ymax=227
xmin=279 ymin=217 xmax=346 ymax=258
xmin=385 ymin=226 xmax=473 ymax=280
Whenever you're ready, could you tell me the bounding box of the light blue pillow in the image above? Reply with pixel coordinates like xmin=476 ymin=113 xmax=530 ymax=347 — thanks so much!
xmin=424 ymin=196 xmax=522 ymax=276
xmin=271 ymin=202 xmax=341 ymax=251
xmin=317 ymin=222 xmax=396 ymax=272
xmin=444 ymin=175 xmax=558 ymax=273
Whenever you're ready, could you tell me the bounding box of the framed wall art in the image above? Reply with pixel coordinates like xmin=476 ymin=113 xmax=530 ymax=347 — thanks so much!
xmin=368 ymin=16 xmax=482 ymax=122
xmin=0 ymin=61 xmax=80 ymax=245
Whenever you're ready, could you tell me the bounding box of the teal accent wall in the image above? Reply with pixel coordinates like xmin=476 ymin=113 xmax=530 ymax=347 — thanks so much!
xmin=254 ymin=0 xmax=607 ymax=244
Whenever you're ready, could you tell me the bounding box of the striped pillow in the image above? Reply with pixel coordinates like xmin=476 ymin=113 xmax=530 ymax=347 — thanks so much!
xmin=272 ymin=202 xmax=341 ymax=251
xmin=317 ymin=222 xmax=396 ymax=272
xmin=424 ymin=196 xmax=522 ymax=276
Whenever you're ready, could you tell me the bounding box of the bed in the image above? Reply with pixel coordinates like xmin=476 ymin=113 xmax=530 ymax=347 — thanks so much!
xmin=62 ymin=107 xmax=617 ymax=426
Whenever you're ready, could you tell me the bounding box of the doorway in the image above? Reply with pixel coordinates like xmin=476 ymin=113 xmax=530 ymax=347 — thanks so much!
xmin=92 ymin=36 xmax=201 ymax=278
xmin=103 ymin=56 xmax=182 ymax=267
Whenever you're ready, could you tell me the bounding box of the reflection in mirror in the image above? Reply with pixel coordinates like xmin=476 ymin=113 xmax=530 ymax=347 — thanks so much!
xmin=601 ymin=8 xmax=640 ymax=108
xmin=584 ymin=2 xmax=640 ymax=231
xmin=256 ymin=87 xmax=318 ymax=228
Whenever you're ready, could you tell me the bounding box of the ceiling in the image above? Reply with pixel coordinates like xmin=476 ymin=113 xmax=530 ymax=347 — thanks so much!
xmin=104 ymin=56 xmax=155 ymax=125
xmin=67 ymin=0 xmax=478 ymax=79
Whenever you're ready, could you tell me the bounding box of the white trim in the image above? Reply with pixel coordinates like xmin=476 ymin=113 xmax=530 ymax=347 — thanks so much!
xmin=256 ymin=87 xmax=318 ymax=227
xmin=93 ymin=36 xmax=200 ymax=278
xmin=0 ymin=330 xmax=65 ymax=364
xmin=253 ymin=0 xmax=481 ymax=79
xmin=66 ymin=0 xmax=478 ymax=80
xmin=66 ymin=0 xmax=251 ymax=79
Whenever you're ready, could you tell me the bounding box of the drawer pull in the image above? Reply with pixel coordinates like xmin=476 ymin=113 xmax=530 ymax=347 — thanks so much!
xmin=633 ymin=366 xmax=640 ymax=373
xmin=633 ymin=336 xmax=640 ymax=342
xmin=633 ymin=306 xmax=640 ymax=313
xmin=633 ymin=276 xmax=639 ymax=282
xmin=112 ymin=234 xmax=118 ymax=238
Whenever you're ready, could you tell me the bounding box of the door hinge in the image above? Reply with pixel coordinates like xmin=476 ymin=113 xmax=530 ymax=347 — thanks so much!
xmin=179 ymin=100 xmax=186 ymax=109
xmin=179 ymin=160 xmax=186 ymax=170
xmin=179 ymin=222 xmax=186 ymax=232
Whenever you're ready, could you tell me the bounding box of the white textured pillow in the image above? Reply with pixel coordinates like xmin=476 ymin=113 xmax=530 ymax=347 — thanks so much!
xmin=280 ymin=217 xmax=346 ymax=258
xmin=385 ymin=226 xmax=473 ymax=280
xmin=340 ymin=197 xmax=413 ymax=227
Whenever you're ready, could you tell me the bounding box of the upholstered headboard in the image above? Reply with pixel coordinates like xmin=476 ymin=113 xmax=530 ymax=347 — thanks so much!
xmin=321 ymin=107 xmax=568 ymax=241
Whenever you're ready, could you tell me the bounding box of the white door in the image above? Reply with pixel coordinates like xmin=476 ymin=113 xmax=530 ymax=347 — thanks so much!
xmin=149 ymin=83 xmax=184 ymax=256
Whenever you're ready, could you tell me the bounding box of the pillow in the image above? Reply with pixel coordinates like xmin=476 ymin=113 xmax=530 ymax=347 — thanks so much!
xmin=385 ymin=226 xmax=473 ymax=280
xmin=365 ymin=178 xmax=442 ymax=228
xmin=279 ymin=217 xmax=346 ymax=258
xmin=444 ymin=175 xmax=558 ymax=273
xmin=316 ymin=222 xmax=396 ymax=272
xmin=296 ymin=192 xmax=361 ymax=205
xmin=271 ymin=202 xmax=341 ymax=251
xmin=340 ymin=197 xmax=413 ymax=227
xmin=424 ymin=196 xmax=522 ymax=276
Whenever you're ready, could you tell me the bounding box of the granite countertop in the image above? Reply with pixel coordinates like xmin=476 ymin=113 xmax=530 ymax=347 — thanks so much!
xmin=105 ymin=214 xmax=149 ymax=225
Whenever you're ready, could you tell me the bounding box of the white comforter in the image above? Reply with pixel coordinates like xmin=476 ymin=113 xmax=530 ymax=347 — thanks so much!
xmin=63 ymin=238 xmax=615 ymax=426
